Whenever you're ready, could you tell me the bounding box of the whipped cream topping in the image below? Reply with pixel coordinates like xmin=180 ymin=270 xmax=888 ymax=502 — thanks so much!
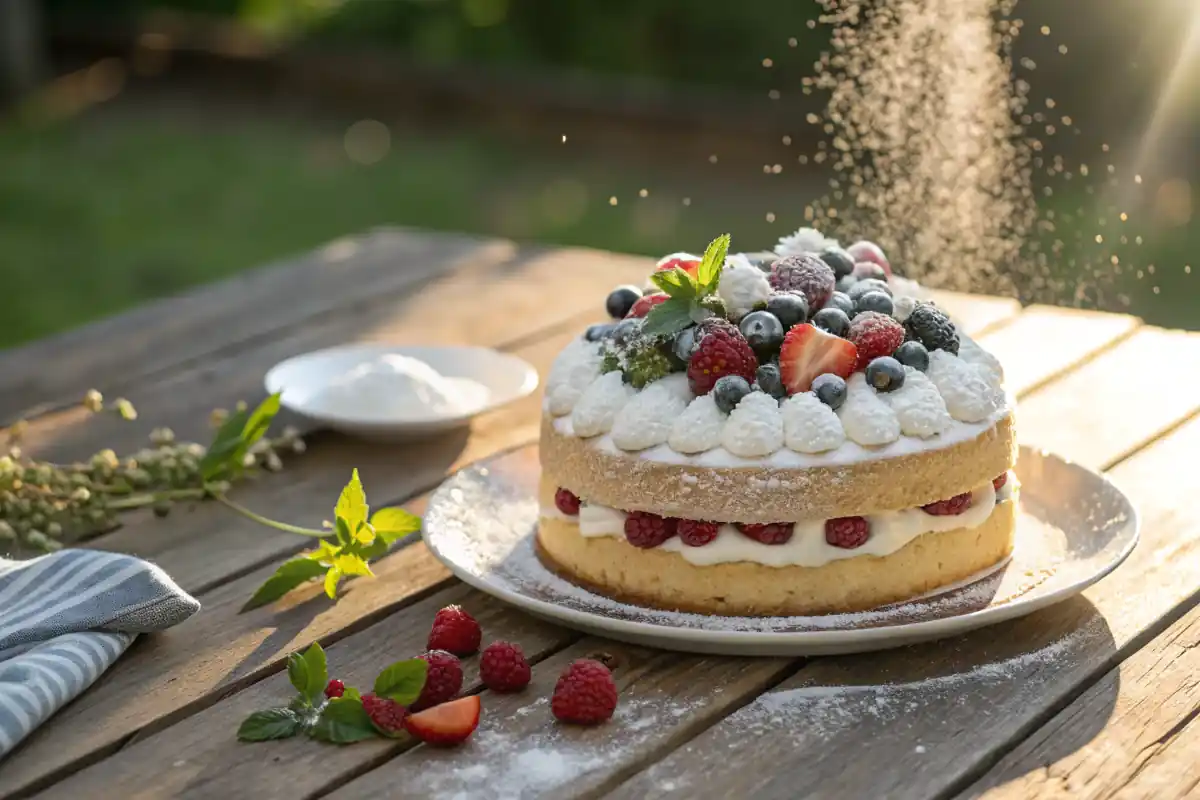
xmin=781 ymin=392 xmax=846 ymax=453
xmin=610 ymin=373 xmax=690 ymax=451
xmin=545 ymin=338 xmax=603 ymax=416
xmin=669 ymin=394 xmax=726 ymax=454
xmin=837 ymin=373 xmax=902 ymax=446
xmin=722 ymin=391 xmax=785 ymax=457
xmin=718 ymin=255 xmax=773 ymax=321
xmin=570 ymin=370 xmax=636 ymax=438
xmin=882 ymin=367 xmax=953 ymax=438
xmin=549 ymin=475 xmax=1015 ymax=568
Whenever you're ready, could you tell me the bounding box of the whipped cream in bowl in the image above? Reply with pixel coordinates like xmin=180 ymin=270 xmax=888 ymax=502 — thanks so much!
xmin=266 ymin=344 xmax=538 ymax=439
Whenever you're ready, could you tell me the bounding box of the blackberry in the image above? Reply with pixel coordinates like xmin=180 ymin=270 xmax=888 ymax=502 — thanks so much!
xmin=865 ymin=356 xmax=906 ymax=392
xmin=713 ymin=376 xmax=752 ymax=413
xmin=893 ymin=340 xmax=930 ymax=372
xmin=854 ymin=291 xmax=894 ymax=317
xmin=819 ymin=247 xmax=856 ymax=279
xmin=903 ymin=303 xmax=960 ymax=354
xmin=812 ymin=308 xmax=851 ymax=338
xmin=811 ymin=373 xmax=847 ymax=409
xmin=605 ymin=285 xmax=642 ymax=320
xmin=755 ymin=364 xmax=786 ymax=399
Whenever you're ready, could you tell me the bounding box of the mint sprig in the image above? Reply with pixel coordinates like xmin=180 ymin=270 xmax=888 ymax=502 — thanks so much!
xmin=643 ymin=233 xmax=731 ymax=336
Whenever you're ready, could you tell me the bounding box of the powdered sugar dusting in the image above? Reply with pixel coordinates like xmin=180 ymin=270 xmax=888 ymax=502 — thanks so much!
xmin=721 ymin=392 xmax=785 ymax=457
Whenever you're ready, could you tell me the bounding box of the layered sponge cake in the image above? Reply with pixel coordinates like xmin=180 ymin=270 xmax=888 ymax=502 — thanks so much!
xmin=538 ymin=230 xmax=1017 ymax=615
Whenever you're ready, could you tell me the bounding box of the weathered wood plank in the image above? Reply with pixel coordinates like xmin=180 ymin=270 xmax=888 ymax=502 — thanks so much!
xmin=329 ymin=639 xmax=792 ymax=800
xmin=606 ymin=410 xmax=1200 ymax=800
xmin=30 ymin=588 xmax=576 ymax=800
xmin=0 ymin=229 xmax=513 ymax=424
xmin=957 ymin=599 xmax=1200 ymax=800
xmin=927 ymin=289 xmax=1023 ymax=337
xmin=978 ymin=305 xmax=1141 ymax=397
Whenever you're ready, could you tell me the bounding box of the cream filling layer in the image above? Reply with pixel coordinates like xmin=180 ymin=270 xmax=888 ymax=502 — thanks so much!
xmin=542 ymin=475 xmax=1016 ymax=568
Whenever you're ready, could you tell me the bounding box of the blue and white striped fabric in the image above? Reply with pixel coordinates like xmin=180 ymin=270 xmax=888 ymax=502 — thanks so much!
xmin=0 ymin=549 xmax=199 ymax=757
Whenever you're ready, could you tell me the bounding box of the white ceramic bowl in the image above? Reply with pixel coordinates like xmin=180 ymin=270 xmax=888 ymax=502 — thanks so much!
xmin=264 ymin=344 xmax=538 ymax=439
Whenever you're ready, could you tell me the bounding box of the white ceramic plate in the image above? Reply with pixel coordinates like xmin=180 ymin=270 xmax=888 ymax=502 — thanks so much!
xmin=264 ymin=344 xmax=538 ymax=439
xmin=421 ymin=446 xmax=1139 ymax=656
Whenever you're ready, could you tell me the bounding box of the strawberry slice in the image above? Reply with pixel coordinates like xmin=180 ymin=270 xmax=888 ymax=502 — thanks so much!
xmin=779 ymin=323 xmax=858 ymax=394
xmin=403 ymin=695 xmax=481 ymax=747
xmin=655 ymin=252 xmax=701 ymax=276
xmin=626 ymin=293 xmax=669 ymax=318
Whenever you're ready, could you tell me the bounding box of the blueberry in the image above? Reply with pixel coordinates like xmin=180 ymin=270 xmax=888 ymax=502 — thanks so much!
xmin=866 ymin=356 xmax=906 ymax=392
xmin=854 ymin=291 xmax=894 ymax=317
xmin=739 ymin=311 xmax=785 ymax=356
xmin=673 ymin=326 xmax=698 ymax=362
xmin=605 ymin=285 xmax=643 ymax=320
xmin=825 ymin=291 xmax=855 ymax=315
xmin=755 ymin=364 xmax=785 ymax=399
xmin=893 ymin=340 xmax=930 ymax=372
xmin=847 ymin=278 xmax=892 ymax=301
xmin=765 ymin=292 xmax=809 ymax=330
xmin=612 ymin=317 xmax=643 ymax=345
xmin=713 ymin=375 xmax=752 ymax=413
xmin=836 ymin=275 xmax=858 ymax=294
xmin=819 ymin=247 xmax=856 ymax=279
xmin=812 ymin=308 xmax=851 ymax=338
xmin=585 ymin=323 xmax=617 ymax=341
xmin=812 ymin=373 xmax=847 ymax=409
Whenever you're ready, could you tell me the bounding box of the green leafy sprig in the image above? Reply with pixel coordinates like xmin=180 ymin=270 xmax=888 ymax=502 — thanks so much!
xmin=642 ymin=233 xmax=731 ymax=337
xmin=237 ymin=642 xmax=429 ymax=744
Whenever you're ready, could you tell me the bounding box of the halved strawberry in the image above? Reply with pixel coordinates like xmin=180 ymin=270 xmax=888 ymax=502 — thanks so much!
xmin=403 ymin=695 xmax=481 ymax=747
xmin=655 ymin=252 xmax=701 ymax=276
xmin=626 ymin=293 xmax=669 ymax=318
xmin=779 ymin=323 xmax=858 ymax=394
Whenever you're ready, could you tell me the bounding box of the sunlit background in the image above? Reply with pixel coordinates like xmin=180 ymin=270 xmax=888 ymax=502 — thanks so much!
xmin=0 ymin=0 xmax=1195 ymax=348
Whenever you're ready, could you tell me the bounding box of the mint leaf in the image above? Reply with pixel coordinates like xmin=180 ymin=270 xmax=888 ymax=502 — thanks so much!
xmin=302 ymin=642 xmax=328 ymax=704
xmin=231 ymin=393 xmax=282 ymax=468
xmin=199 ymin=407 xmax=251 ymax=479
xmin=642 ymin=298 xmax=696 ymax=336
xmin=334 ymin=517 xmax=353 ymax=547
xmin=373 ymin=658 xmax=428 ymax=705
xmin=287 ymin=652 xmax=310 ymax=698
xmin=335 ymin=469 xmax=368 ymax=536
xmin=370 ymin=508 xmax=422 ymax=544
xmin=333 ymin=553 xmax=373 ymax=578
xmin=309 ymin=698 xmax=378 ymax=744
xmin=697 ymin=233 xmax=731 ymax=289
xmin=324 ymin=566 xmax=343 ymax=600
xmin=237 ymin=708 xmax=302 ymax=742
xmin=242 ymin=557 xmax=328 ymax=610
xmin=649 ymin=267 xmax=698 ymax=299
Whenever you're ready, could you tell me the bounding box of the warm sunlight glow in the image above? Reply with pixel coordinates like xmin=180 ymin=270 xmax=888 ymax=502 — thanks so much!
xmin=1134 ymin=4 xmax=1200 ymax=175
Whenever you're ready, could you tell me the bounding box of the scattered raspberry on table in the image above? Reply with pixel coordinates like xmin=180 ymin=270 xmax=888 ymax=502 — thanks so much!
xmin=428 ymin=605 xmax=482 ymax=656
xmin=552 ymin=658 xmax=618 ymax=725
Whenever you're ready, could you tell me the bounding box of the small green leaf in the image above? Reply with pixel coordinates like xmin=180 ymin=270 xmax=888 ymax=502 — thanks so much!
xmin=642 ymin=298 xmax=696 ymax=336
xmin=335 ymin=469 xmax=368 ymax=536
xmin=334 ymin=553 xmax=374 ymax=578
xmin=370 ymin=508 xmax=422 ymax=544
xmin=697 ymin=233 xmax=731 ymax=289
xmin=237 ymin=708 xmax=302 ymax=742
xmin=302 ymin=642 xmax=328 ymax=704
xmin=287 ymin=652 xmax=310 ymax=698
xmin=199 ymin=407 xmax=251 ymax=479
xmin=229 ymin=393 xmax=282 ymax=468
xmin=373 ymin=658 xmax=428 ymax=706
xmin=243 ymin=557 xmax=328 ymax=610
xmin=306 ymin=540 xmax=342 ymax=565
xmin=334 ymin=517 xmax=353 ymax=547
xmin=342 ymin=686 xmax=362 ymax=702
xmin=324 ymin=566 xmax=343 ymax=600
xmin=309 ymin=698 xmax=378 ymax=744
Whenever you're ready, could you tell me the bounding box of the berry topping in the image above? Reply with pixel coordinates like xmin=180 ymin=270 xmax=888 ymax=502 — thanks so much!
xmin=852 ymin=262 xmax=889 ymax=281
xmin=479 ymin=641 xmax=532 ymax=693
xmin=765 ymin=291 xmax=809 ymax=330
xmin=893 ymin=340 xmax=931 ymax=372
xmin=993 ymin=473 xmax=1008 ymax=491
xmin=554 ymin=488 xmax=581 ymax=516
xmin=755 ymin=363 xmax=786 ymax=399
xmin=865 ymin=356 xmax=906 ymax=392
xmin=737 ymin=522 xmax=795 ymax=545
xmin=624 ymin=512 xmax=677 ymax=548
xmin=655 ymin=253 xmax=701 ymax=276
xmin=854 ymin=291 xmax=894 ymax=317
xmin=903 ymin=302 xmax=960 ymax=354
xmin=678 ymin=519 xmax=721 ymax=546
xmin=825 ymin=291 xmax=855 ymax=315
xmin=812 ymin=373 xmax=848 ymax=409
xmin=627 ymin=293 xmax=669 ymax=319
xmin=812 ymin=307 xmax=851 ymax=338
xmin=611 ymin=317 xmax=644 ymax=345
xmin=847 ymin=312 xmax=906 ymax=371
xmin=362 ymin=693 xmax=408 ymax=736
xmin=605 ymin=286 xmax=643 ymax=320
xmin=404 ymin=695 xmax=481 ymax=747
xmin=413 ymin=650 xmax=464 ymax=711
xmin=620 ymin=339 xmax=674 ymax=389
xmin=428 ymin=605 xmax=482 ymax=656
xmin=686 ymin=318 xmax=759 ymax=395
xmin=846 ymin=278 xmax=893 ymax=302
xmin=846 ymin=241 xmax=892 ymax=276
xmin=739 ymin=310 xmax=786 ymax=356
xmin=324 ymin=679 xmax=345 ymax=699
xmin=836 ymin=274 xmax=858 ymax=294
xmin=819 ymin=247 xmax=856 ymax=279
xmin=672 ymin=326 xmax=698 ymax=363
xmin=768 ymin=254 xmax=836 ymax=310
xmin=552 ymin=658 xmax=618 ymax=725
xmin=825 ymin=516 xmax=870 ymax=548
xmin=922 ymin=492 xmax=974 ymax=515
xmin=779 ymin=323 xmax=858 ymax=394
xmin=713 ymin=375 xmax=753 ymax=414
xmin=585 ymin=323 xmax=618 ymax=342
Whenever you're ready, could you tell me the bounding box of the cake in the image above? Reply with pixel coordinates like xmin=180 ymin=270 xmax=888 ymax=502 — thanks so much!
xmin=537 ymin=229 xmax=1017 ymax=616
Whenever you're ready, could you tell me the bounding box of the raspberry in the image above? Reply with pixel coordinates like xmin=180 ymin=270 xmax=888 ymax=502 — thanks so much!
xmin=825 ymin=516 xmax=870 ymax=548
xmin=624 ymin=512 xmax=677 ymax=548
xmin=554 ymin=488 xmax=581 ymax=516
xmin=412 ymin=650 xmax=463 ymax=711
xmin=362 ymin=693 xmax=408 ymax=735
xmin=479 ymin=641 xmax=532 ymax=692
xmin=922 ymin=492 xmax=974 ymax=516
xmin=324 ymin=679 xmax=345 ymax=699
xmin=993 ymin=473 xmax=1008 ymax=491
xmin=737 ymin=522 xmax=795 ymax=545
xmin=678 ymin=519 xmax=720 ymax=547
xmin=686 ymin=318 xmax=758 ymax=395
xmin=428 ymin=605 xmax=482 ymax=656
xmin=903 ymin=302 xmax=960 ymax=354
xmin=768 ymin=254 xmax=835 ymax=310
xmin=552 ymin=658 xmax=618 ymax=725
xmin=627 ymin=293 xmax=669 ymax=319
xmin=846 ymin=312 xmax=905 ymax=371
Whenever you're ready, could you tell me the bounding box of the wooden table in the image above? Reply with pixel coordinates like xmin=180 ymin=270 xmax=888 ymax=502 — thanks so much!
xmin=2 ymin=228 xmax=1199 ymax=800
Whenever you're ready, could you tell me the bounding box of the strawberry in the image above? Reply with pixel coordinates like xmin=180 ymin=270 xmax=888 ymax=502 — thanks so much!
xmin=655 ymin=252 xmax=701 ymax=277
xmin=626 ymin=293 xmax=669 ymax=319
xmin=778 ymin=323 xmax=858 ymax=395
xmin=403 ymin=695 xmax=481 ymax=747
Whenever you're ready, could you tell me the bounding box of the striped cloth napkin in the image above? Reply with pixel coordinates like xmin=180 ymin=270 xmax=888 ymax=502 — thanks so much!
xmin=0 ymin=549 xmax=199 ymax=758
